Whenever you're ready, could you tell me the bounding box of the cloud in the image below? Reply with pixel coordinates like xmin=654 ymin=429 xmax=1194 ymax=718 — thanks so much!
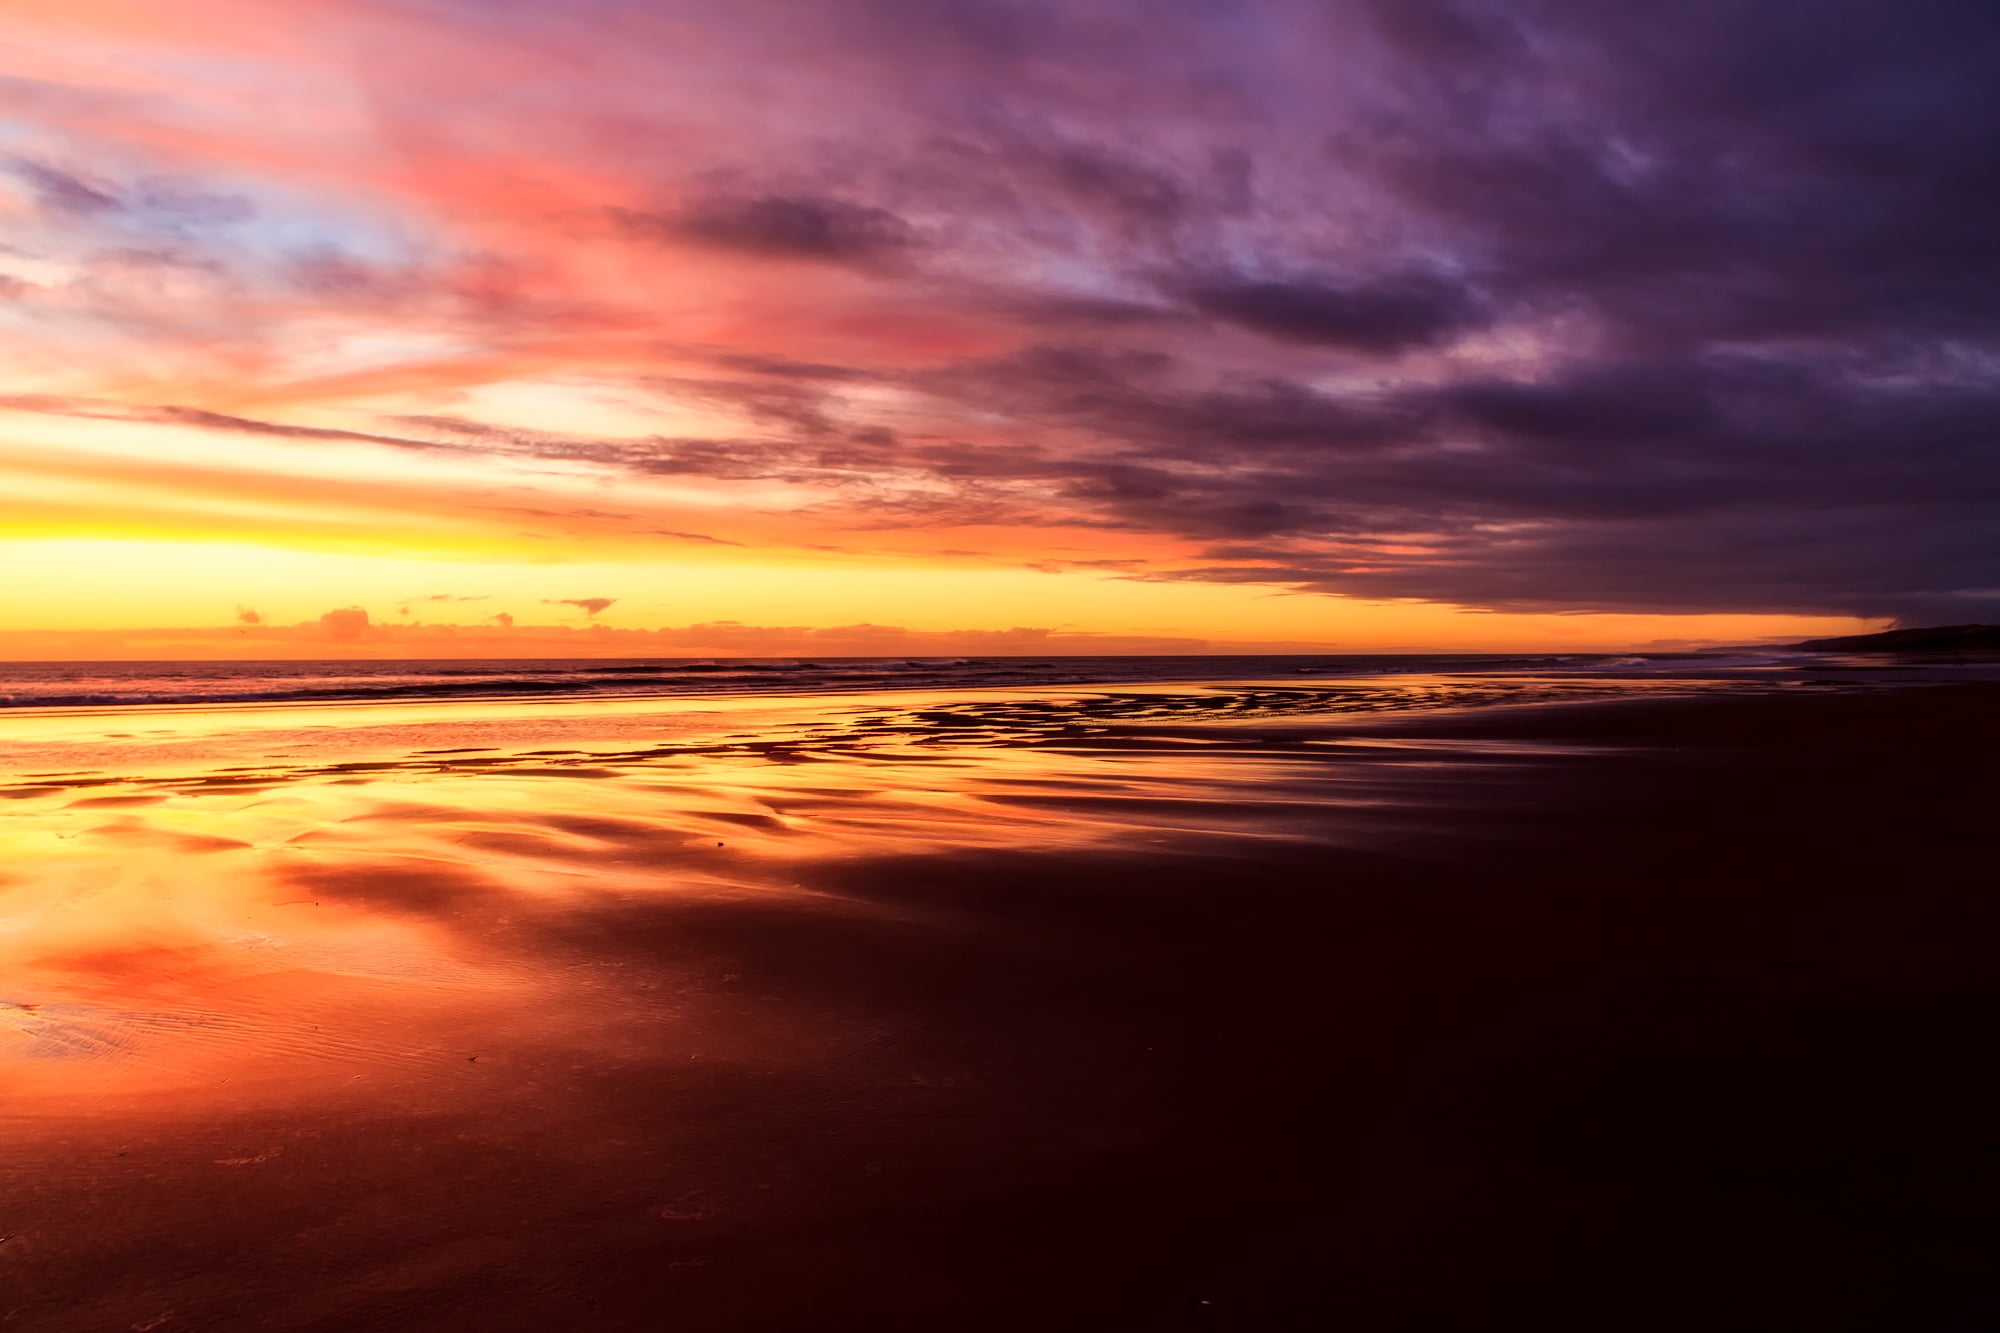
xmin=616 ymin=195 xmax=915 ymax=266
xmin=2 ymin=0 xmax=1998 ymax=623
xmin=0 ymin=616 xmax=1344 ymax=661
xmin=544 ymin=598 xmax=617 ymax=617
xmin=10 ymin=160 xmax=121 ymax=215
xmin=318 ymin=606 xmax=371 ymax=640
xmin=646 ymin=529 xmax=744 ymax=547
xmin=235 ymin=606 xmax=262 ymax=625
xmin=1181 ymin=272 xmax=1480 ymax=353
xmin=397 ymin=593 xmax=490 ymax=616
xmin=0 ymin=397 xmax=463 ymax=454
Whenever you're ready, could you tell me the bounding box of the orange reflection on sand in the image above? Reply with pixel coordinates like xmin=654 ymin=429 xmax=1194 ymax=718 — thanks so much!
xmin=0 ymin=720 xmax=1296 ymax=1122
xmin=1 ymin=675 xmax=1689 ymax=1126
xmin=0 ymin=779 xmax=511 ymax=1112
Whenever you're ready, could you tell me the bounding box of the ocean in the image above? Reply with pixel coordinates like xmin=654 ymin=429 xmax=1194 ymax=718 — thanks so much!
xmin=0 ymin=650 xmax=1820 ymax=711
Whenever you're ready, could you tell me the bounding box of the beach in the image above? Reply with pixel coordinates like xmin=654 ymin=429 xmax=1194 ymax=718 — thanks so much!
xmin=2 ymin=672 xmax=1995 ymax=1331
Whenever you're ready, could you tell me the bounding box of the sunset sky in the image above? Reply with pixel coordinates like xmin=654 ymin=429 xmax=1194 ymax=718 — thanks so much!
xmin=4 ymin=0 xmax=1994 ymax=657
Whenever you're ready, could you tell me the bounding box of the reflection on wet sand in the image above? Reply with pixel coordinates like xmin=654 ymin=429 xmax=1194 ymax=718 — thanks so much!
xmin=8 ymin=679 xmax=1635 ymax=1110
xmin=13 ymin=673 xmax=1983 ymax=1331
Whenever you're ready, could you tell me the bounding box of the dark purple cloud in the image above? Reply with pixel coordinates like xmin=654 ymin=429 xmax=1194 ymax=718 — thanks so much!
xmin=1181 ymin=272 xmax=1481 ymax=353
xmin=617 ymin=195 xmax=915 ymax=266
xmin=10 ymin=160 xmax=121 ymax=214
xmin=519 ymin=0 xmax=1998 ymax=617
xmin=741 ymin=0 xmax=2000 ymax=618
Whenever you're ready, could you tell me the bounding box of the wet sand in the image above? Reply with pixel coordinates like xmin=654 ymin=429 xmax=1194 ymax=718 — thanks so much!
xmin=1 ymin=678 xmax=1995 ymax=1330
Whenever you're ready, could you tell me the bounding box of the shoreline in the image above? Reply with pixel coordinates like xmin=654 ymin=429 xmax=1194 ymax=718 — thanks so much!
xmin=6 ymin=645 xmax=1972 ymax=717
xmin=0 ymin=668 xmax=1850 ymax=771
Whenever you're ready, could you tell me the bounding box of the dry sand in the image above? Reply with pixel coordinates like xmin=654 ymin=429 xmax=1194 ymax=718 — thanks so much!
xmin=1 ymin=678 xmax=1994 ymax=1330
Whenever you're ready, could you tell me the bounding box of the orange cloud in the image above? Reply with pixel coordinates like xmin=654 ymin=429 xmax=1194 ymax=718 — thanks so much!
xmin=545 ymin=598 xmax=617 ymax=617
xmin=318 ymin=605 xmax=371 ymax=639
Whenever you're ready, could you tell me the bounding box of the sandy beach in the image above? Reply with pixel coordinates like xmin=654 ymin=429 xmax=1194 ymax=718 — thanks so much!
xmin=2 ymin=676 xmax=1995 ymax=1331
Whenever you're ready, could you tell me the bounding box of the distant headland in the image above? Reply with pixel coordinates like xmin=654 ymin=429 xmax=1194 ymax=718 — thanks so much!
xmin=1793 ymin=624 xmax=2000 ymax=652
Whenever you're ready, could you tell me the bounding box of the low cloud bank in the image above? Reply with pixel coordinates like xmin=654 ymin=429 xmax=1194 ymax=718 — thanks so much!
xmin=0 ymin=617 xmax=1345 ymax=661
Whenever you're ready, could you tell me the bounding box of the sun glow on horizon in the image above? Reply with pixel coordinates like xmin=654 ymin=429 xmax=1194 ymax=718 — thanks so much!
xmin=0 ymin=536 xmax=1868 ymax=659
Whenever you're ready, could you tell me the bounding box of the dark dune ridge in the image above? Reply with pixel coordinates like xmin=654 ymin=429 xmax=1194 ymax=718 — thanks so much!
xmin=1 ymin=680 xmax=1995 ymax=1331
xmin=1794 ymin=622 xmax=2000 ymax=653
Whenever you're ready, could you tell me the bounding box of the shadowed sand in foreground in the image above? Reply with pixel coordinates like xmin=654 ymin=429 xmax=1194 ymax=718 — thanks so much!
xmin=1 ymin=678 xmax=1995 ymax=1330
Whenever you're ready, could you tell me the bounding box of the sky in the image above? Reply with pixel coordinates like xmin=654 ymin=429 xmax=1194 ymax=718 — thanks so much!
xmin=2 ymin=0 xmax=1995 ymax=657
